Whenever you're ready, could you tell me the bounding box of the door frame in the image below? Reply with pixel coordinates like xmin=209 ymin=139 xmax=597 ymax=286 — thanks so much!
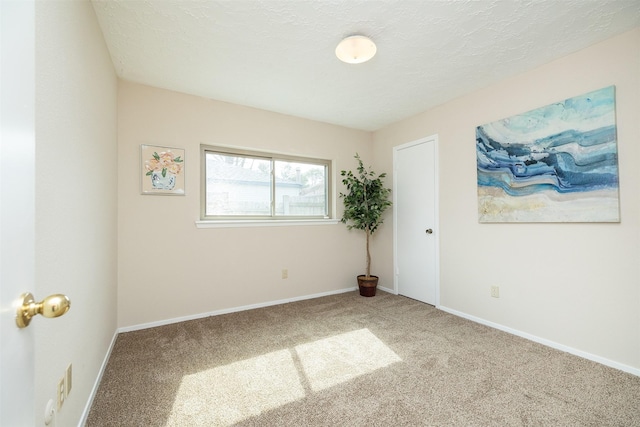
xmin=392 ymin=134 xmax=440 ymax=306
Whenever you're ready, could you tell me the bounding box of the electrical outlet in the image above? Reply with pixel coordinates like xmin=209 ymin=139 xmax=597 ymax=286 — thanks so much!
xmin=65 ymin=364 xmax=72 ymax=396
xmin=282 ymin=269 xmax=288 ymax=279
xmin=491 ymin=286 xmax=500 ymax=298
xmin=57 ymin=377 xmax=65 ymax=410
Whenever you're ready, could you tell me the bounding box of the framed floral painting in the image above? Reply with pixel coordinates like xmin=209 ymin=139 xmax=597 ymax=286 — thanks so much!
xmin=141 ymin=145 xmax=185 ymax=195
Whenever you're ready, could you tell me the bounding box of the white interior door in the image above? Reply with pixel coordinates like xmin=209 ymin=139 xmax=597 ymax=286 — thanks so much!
xmin=1 ymin=1 xmax=36 ymax=425
xmin=394 ymin=136 xmax=439 ymax=305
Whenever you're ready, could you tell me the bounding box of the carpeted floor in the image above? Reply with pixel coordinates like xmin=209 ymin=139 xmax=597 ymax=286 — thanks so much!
xmin=86 ymin=291 xmax=640 ymax=426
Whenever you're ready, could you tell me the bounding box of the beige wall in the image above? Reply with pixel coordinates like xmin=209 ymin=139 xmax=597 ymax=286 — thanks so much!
xmin=35 ymin=1 xmax=118 ymax=425
xmin=117 ymin=82 xmax=374 ymax=328
xmin=118 ymin=29 xmax=639 ymax=372
xmin=373 ymin=29 xmax=640 ymax=372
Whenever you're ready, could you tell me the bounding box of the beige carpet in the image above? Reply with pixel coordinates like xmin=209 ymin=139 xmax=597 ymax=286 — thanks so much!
xmin=86 ymin=291 xmax=640 ymax=426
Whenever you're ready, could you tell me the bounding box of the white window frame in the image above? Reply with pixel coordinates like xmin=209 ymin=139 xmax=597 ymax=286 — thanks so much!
xmin=198 ymin=145 xmax=337 ymax=228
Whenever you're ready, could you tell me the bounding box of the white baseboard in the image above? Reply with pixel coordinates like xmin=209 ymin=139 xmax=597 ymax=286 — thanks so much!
xmin=377 ymin=285 xmax=395 ymax=294
xmin=438 ymin=305 xmax=640 ymax=377
xmin=119 ymin=287 xmax=358 ymax=333
xmin=78 ymin=329 xmax=119 ymax=426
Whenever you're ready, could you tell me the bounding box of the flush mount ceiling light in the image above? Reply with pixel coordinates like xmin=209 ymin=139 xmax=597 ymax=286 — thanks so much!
xmin=335 ymin=35 xmax=377 ymax=64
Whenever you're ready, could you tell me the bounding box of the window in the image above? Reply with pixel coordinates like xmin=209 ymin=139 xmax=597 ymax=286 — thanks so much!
xmin=201 ymin=145 xmax=332 ymax=220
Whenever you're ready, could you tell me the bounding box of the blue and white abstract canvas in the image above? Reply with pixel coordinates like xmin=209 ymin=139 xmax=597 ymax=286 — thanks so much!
xmin=476 ymin=86 xmax=620 ymax=223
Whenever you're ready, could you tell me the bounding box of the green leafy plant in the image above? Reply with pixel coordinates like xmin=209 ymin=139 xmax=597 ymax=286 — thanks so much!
xmin=340 ymin=153 xmax=392 ymax=278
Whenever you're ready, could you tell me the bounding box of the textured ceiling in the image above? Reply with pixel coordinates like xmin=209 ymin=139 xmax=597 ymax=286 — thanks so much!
xmin=91 ymin=0 xmax=640 ymax=131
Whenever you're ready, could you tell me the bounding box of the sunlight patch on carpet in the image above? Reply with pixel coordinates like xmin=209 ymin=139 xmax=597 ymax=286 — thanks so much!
xmin=167 ymin=349 xmax=305 ymax=426
xmin=167 ymin=328 xmax=401 ymax=425
xmin=295 ymin=328 xmax=402 ymax=392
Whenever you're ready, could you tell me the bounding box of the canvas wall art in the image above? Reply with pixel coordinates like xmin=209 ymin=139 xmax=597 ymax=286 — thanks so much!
xmin=141 ymin=145 xmax=185 ymax=195
xmin=476 ymin=86 xmax=619 ymax=223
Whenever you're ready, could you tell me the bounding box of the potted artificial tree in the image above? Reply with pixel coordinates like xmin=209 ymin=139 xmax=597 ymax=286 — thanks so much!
xmin=340 ymin=154 xmax=392 ymax=297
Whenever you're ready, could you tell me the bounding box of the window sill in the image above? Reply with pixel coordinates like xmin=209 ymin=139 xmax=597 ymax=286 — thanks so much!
xmin=195 ymin=219 xmax=341 ymax=229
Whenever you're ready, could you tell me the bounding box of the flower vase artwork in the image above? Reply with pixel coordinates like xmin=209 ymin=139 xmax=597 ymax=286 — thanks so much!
xmin=141 ymin=145 xmax=185 ymax=195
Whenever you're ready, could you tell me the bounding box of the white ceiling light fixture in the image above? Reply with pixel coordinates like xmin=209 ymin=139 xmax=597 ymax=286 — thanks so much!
xmin=335 ymin=35 xmax=377 ymax=64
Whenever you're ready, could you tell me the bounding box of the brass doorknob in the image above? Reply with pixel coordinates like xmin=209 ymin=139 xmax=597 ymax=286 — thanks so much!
xmin=15 ymin=292 xmax=70 ymax=328
xmin=425 ymin=229 xmax=433 ymax=234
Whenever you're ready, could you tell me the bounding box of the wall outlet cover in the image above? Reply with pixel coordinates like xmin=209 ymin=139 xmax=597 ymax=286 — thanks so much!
xmin=57 ymin=378 xmax=65 ymax=410
xmin=491 ymin=286 xmax=500 ymax=298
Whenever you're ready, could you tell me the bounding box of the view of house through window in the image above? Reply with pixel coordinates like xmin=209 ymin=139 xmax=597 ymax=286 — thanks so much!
xmin=202 ymin=146 xmax=331 ymax=219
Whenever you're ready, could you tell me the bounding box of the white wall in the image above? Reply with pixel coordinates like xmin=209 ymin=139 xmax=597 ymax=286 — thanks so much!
xmin=373 ymin=29 xmax=640 ymax=372
xmin=117 ymin=81 xmax=373 ymax=328
xmin=35 ymin=1 xmax=118 ymax=425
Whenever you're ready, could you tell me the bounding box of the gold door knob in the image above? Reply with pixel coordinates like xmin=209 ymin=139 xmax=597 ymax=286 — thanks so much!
xmin=15 ymin=292 xmax=70 ymax=328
